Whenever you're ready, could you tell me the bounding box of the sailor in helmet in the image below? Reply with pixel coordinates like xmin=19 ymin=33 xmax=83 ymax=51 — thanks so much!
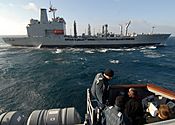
xmin=91 ymin=68 xmax=114 ymax=107
xmin=104 ymin=96 xmax=130 ymax=125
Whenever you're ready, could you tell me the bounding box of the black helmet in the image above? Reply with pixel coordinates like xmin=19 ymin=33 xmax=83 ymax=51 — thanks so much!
xmin=104 ymin=68 xmax=114 ymax=77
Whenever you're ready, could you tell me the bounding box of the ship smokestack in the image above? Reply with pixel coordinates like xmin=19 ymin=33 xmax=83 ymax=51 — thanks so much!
xmin=119 ymin=24 xmax=123 ymax=36
xmin=40 ymin=9 xmax=48 ymax=24
xmin=88 ymin=24 xmax=91 ymax=36
xmin=74 ymin=20 xmax=77 ymax=38
xmin=105 ymin=24 xmax=108 ymax=37
xmin=102 ymin=25 xmax=104 ymax=34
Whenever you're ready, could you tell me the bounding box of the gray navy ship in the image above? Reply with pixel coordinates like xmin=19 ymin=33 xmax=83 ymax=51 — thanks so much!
xmin=2 ymin=5 xmax=171 ymax=48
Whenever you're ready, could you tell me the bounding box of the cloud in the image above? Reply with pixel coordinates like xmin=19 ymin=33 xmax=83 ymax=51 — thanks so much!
xmin=22 ymin=2 xmax=38 ymax=12
xmin=0 ymin=15 xmax=27 ymax=35
xmin=8 ymin=3 xmax=14 ymax=7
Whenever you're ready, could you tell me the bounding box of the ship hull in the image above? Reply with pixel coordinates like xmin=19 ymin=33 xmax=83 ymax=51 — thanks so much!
xmin=2 ymin=34 xmax=170 ymax=48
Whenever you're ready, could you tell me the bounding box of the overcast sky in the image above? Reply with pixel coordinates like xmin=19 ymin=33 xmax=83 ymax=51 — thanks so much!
xmin=0 ymin=0 xmax=175 ymax=35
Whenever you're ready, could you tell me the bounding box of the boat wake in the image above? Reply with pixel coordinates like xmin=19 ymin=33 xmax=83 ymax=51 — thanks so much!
xmin=0 ymin=39 xmax=11 ymax=48
xmin=0 ymin=44 xmax=11 ymax=48
xmin=141 ymin=49 xmax=164 ymax=58
xmin=148 ymin=46 xmax=157 ymax=49
xmin=37 ymin=44 xmax=42 ymax=49
xmin=140 ymin=46 xmax=157 ymax=50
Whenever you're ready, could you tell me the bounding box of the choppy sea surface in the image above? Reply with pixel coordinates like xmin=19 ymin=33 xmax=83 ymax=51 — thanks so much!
xmin=0 ymin=37 xmax=175 ymax=119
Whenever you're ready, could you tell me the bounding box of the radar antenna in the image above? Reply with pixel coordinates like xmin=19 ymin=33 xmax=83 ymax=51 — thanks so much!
xmin=151 ymin=26 xmax=155 ymax=34
xmin=49 ymin=1 xmax=57 ymax=20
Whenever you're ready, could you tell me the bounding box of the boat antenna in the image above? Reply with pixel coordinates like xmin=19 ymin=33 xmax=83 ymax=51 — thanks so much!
xmin=151 ymin=26 xmax=155 ymax=34
xmin=49 ymin=1 xmax=57 ymax=20
xmin=125 ymin=20 xmax=131 ymax=36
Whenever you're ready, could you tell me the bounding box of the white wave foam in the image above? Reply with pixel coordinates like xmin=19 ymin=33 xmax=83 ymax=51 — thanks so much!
xmin=140 ymin=46 xmax=157 ymax=50
xmin=79 ymin=57 xmax=87 ymax=61
xmin=108 ymin=48 xmax=124 ymax=51
xmin=85 ymin=50 xmax=95 ymax=54
xmin=141 ymin=50 xmax=164 ymax=58
xmin=55 ymin=49 xmax=63 ymax=53
xmin=0 ymin=41 xmax=11 ymax=48
xmin=145 ymin=54 xmax=164 ymax=58
xmin=0 ymin=44 xmax=11 ymax=48
xmin=98 ymin=49 xmax=108 ymax=53
xmin=140 ymin=47 xmax=146 ymax=50
xmin=0 ymin=38 xmax=11 ymax=47
xmin=132 ymin=60 xmax=140 ymax=62
xmin=125 ymin=48 xmax=136 ymax=51
xmin=107 ymin=46 xmax=156 ymax=52
xmin=68 ymin=48 xmax=84 ymax=52
xmin=109 ymin=60 xmax=119 ymax=64
xmin=37 ymin=44 xmax=42 ymax=49
xmin=148 ymin=46 xmax=157 ymax=49
xmin=107 ymin=48 xmax=136 ymax=52
xmin=0 ymin=48 xmax=9 ymax=53
xmin=45 ymin=61 xmax=49 ymax=64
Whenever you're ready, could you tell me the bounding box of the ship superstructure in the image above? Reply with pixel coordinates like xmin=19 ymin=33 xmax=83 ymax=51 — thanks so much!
xmin=27 ymin=8 xmax=66 ymax=39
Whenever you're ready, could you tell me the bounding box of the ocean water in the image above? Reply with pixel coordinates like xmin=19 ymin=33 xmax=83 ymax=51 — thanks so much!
xmin=0 ymin=37 xmax=175 ymax=119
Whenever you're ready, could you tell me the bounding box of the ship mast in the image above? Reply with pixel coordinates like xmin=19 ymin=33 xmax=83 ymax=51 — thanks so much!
xmin=49 ymin=1 xmax=57 ymax=20
xmin=151 ymin=26 xmax=155 ymax=34
xmin=105 ymin=24 xmax=108 ymax=37
xmin=102 ymin=25 xmax=105 ymax=34
xmin=74 ymin=20 xmax=77 ymax=38
xmin=88 ymin=24 xmax=91 ymax=36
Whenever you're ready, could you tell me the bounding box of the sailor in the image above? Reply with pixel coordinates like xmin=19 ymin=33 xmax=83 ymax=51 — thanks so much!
xmin=104 ymin=96 xmax=130 ymax=125
xmin=124 ymin=88 xmax=144 ymax=125
xmin=91 ymin=68 xmax=114 ymax=107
